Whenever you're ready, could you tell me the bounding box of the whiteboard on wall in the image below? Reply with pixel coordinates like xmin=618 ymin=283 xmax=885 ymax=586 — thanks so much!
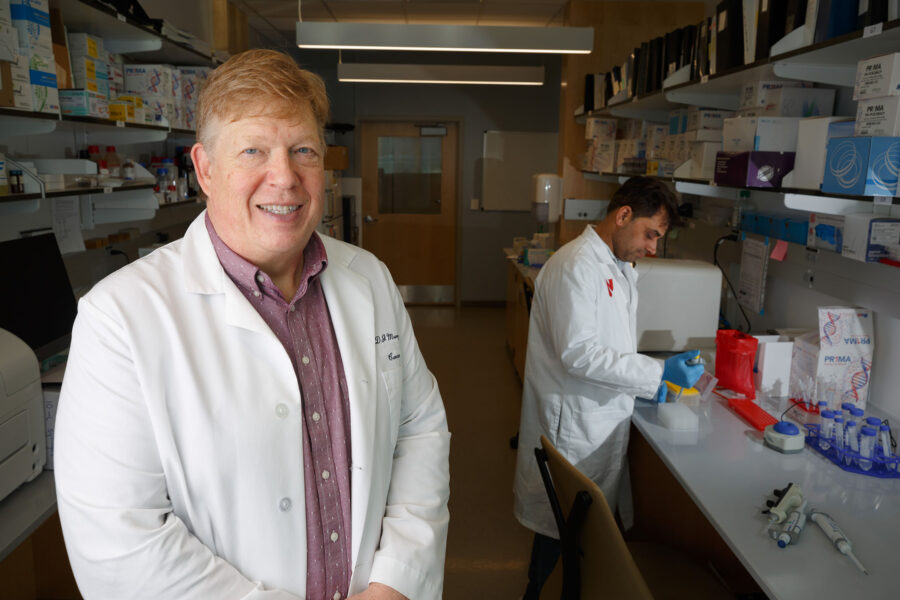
xmin=481 ymin=130 xmax=558 ymax=211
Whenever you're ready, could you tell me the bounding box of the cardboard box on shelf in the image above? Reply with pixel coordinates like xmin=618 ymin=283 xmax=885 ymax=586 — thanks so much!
xmin=66 ymin=32 xmax=103 ymax=59
xmin=740 ymin=80 xmax=807 ymax=109
xmin=10 ymin=0 xmax=51 ymax=52
xmin=854 ymin=52 xmax=900 ymax=100
xmin=822 ymin=136 xmax=900 ymax=196
xmin=841 ymin=215 xmax=900 ymax=263
xmin=0 ymin=22 xmax=17 ymax=62
xmin=25 ymin=47 xmax=57 ymax=114
xmin=59 ymin=89 xmax=108 ymax=118
xmin=690 ymin=141 xmax=721 ymax=179
xmin=685 ymin=107 xmax=731 ymax=131
xmin=722 ymin=116 xmax=800 ymax=152
xmin=761 ymin=87 xmax=835 ymax=117
xmin=0 ymin=60 xmax=14 ymax=107
xmin=714 ymin=150 xmax=795 ymax=187
xmin=854 ymin=96 xmax=900 ymax=137
xmin=792 ymin=117 xmax=854 ymax=190
xmin=124 ymin=64 xmax=173 ymax=98
xmin=585 ymin=117 xmax=616 ymax=142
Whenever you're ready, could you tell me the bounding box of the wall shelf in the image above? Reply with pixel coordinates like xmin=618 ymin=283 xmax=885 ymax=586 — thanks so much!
xmin=56 ymin=0 xmax=215 ymax=66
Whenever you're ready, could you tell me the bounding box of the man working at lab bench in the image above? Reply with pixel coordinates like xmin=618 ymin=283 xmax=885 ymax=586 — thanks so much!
xmin=55 ymin=50 xmax=449 ymax=600
xmin=513 ymin=177 xmax=703 ymax=598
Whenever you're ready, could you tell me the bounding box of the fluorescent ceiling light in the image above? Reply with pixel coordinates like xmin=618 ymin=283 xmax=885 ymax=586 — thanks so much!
xmin=298 ymin=22 xmax=592 ymax=54
xmin=337 ymin=63 xmax=545 ymax=86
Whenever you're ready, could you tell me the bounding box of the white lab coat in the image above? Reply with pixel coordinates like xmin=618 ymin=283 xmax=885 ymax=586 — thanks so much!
xmin=55 ymin=212 xmax=450 ymax=600
xmin=513 ymin=225 xmax=662 ymax=538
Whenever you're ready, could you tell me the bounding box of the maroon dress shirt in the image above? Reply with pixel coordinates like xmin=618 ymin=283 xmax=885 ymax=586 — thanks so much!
xmin=206 ymin=215 xmax=352 ymax=600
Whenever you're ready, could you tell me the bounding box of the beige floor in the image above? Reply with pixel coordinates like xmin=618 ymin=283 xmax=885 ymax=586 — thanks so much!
xmin=408 ymin=306 xmax=534 ymax=600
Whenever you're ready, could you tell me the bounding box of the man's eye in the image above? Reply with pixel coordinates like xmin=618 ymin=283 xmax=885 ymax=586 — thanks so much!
xmin=242 ymin=148 xmax=259 ymax=155
xmin=295 ymin=147 xmax=316 ymax=155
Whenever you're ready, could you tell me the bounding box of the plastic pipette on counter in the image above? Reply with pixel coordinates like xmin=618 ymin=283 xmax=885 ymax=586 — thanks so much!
xmin=809 ymin=510 xmax=868 ymax=575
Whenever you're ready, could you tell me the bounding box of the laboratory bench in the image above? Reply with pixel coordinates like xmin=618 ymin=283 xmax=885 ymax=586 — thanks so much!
xmin=626 ymin=395 xmax=900 ymax=600
xmin=503 ymin=249 xmax=540 ymax=382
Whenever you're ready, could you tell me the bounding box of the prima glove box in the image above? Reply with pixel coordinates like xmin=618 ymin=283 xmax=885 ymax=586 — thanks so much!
xmin=634 ymin=258 xmax=722 ymax=352
xmin=0 ymin=328 xmax=46 ymax=503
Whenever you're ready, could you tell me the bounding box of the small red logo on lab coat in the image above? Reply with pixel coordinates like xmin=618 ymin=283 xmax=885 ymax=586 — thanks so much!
xmin=606 ymin=279 xmax=614 ymax=297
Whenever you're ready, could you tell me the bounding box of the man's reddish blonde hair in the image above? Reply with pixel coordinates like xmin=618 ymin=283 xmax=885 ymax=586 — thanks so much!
xmin=196 ymin=49 xmax=329 ymax=149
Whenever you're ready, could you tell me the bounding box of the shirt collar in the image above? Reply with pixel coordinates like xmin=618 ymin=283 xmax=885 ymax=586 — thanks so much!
xmin=205 ymin=213 xmax=328 ymax=303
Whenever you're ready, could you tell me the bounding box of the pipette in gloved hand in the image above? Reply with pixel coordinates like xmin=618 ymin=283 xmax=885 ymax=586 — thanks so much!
xmin=673 ymin=355 xmax=705 ymax=401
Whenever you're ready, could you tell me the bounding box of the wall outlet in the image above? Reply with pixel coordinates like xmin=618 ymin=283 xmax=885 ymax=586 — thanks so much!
xmin=470 ymin=197 xmax=480 ymax=210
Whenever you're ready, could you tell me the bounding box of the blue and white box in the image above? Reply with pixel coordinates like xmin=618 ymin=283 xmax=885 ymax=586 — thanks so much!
xmin=822 ymin=137 xmax=900 ymax=196
xmin=842 ymin=215 xmax=900 ymax=263
xmin=10 ymin=0 xmax=51 ymax=53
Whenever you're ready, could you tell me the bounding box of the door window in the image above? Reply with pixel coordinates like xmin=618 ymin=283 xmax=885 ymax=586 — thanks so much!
xmin=376 ymin=136 xmax=442 ymax=214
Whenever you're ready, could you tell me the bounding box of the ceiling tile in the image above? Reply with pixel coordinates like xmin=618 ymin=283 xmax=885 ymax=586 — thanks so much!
xmin=477 ymin=3 xmax=562 ymax=25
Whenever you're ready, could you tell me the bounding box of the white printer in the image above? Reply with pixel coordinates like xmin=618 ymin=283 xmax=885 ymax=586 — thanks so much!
xmin=0 ymin=328 xmax=46 ymax=503
xmin=634 ymin=258 xmax=722 ymax=352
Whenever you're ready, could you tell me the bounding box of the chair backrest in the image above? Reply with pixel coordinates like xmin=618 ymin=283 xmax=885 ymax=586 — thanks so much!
xmin=538 ymin=435 xmax=654 ymax=600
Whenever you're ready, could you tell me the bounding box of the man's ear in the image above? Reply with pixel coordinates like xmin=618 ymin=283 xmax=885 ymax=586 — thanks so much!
xmin=191 ymin=142 xmax=213 ymax=198
xmin=615 ymin=205 xmax=633 ymax=226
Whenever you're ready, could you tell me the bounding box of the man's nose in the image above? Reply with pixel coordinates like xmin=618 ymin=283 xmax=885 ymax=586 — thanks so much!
xmin=268 ymin=151 xmax=299 ymax=187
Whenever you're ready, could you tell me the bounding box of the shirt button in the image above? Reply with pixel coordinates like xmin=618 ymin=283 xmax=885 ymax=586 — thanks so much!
xmin=290 ymin=304 xmax=296 ymax=312
xmin=312 ymin=411 xmax=321 ymax=423
xmin=321 ymin=470 xmax=330 ymax=480
xmin=302 ymin=355 xmax=310 ymax=365
xmin=333 ymin=593 xmax=341 ymax=600
xmin=252 ymin=290 xmax=261 ymax=298
xmin=330 ymin=530 xmax=339 ymax=542
xmin=256 ymin=274 xmax=265 ymax=283
xmin=279 ymin=497 xmax=292 ymax=512
xmin=275 ymin=403 xmax=289 ymax=418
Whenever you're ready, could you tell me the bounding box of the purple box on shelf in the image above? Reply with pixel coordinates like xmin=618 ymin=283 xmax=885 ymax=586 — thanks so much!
xmin=714 ymin=151 xmax=796 ymax=188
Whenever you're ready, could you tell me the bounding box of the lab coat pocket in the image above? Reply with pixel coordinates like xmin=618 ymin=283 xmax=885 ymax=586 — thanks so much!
xmin=380 ymin=368 xmax=403 ymax=441
xmin=557 ymin=397 xmax=630 ymax=480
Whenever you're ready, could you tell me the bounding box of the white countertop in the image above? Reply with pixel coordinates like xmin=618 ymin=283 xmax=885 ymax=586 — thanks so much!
xmin=0 ymin=471 xmax=56 ymax=562
xmin=632 ymin=397 xmax=900 ymax=600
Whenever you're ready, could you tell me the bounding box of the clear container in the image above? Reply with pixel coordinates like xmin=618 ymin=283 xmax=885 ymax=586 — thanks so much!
xmin=865 ymin=416 xmax=881 ymax=430
xmin=87 ymin=144 xmax=102 ymax=165
xmin=819 ymin=410 xmax=835 ymax=450
xmin=845 ymin=420 xmax=859 ymax=465
xmin=834 ymin=416 xmax=845 ymax=455
xmin=165 ymin=169 xmax=178 ymax=204
xmin=97 ymin=160 xmax=110 ymax=185
xmin=841 ymin=402 xmax=854 ymax=413
xmin=122 ymin=160 xmax=136 ymax=181
xmin=880 ymin=424 xmax=894 ymax=469
xmin=850 ymin=407 xmax=864 ymax=421
xmin=815 ymin=401 xmax=828 ymax=429
xmin=161 ymin=157 xmax=178 ymax=182
xmin=859 ymin=427 xmax=876 ymax=471
xmin=155 ymin=168 xmax=168 ymax=204
xmin=104 ymin=146 xmax=122 ymax=178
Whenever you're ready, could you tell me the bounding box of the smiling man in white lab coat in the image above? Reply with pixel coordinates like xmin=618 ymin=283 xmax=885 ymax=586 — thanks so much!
xmin=55 ymin=50 xmax=450 ymax=600
xmin=513 ymin=177 xmax=701 ymax=599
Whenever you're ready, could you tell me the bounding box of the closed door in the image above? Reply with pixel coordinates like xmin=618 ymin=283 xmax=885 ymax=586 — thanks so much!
xmin=360 ymin=121 xmax=457 ymax=304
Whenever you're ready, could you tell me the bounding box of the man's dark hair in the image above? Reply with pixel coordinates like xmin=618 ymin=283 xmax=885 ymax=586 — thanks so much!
xmin=608 ymin=176 xmax=681 ymax=228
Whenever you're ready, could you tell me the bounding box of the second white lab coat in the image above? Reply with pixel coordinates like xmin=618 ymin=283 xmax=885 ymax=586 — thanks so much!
xmin=513 ymin=225 xmax=662 ymax=538
xmin=55 ymin=212 xmax=450 ymax=599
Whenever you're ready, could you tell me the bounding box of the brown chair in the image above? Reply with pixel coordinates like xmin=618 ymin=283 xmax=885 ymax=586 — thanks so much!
xmin=535 ymin=435 xmax=733 ymax=600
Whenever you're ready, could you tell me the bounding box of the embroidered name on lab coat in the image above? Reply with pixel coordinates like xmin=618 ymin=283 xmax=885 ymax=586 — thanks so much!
xmin=606 ymin=279 xmax=614 ymax=297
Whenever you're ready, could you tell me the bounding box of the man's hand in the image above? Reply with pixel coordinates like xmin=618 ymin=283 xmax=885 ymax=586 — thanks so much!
xmin=347 ymin=582 xmax=408 ymax=600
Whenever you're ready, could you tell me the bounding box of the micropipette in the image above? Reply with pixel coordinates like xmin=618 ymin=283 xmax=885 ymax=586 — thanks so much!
xmin=673 ymin=355 xmax=705 ymax=402
xmin=809 ymin=510 xmax=868 ymax=575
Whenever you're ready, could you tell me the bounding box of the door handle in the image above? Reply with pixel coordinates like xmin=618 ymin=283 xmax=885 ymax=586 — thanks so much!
xmin=364 ymin=215 xmax=378 ymax=223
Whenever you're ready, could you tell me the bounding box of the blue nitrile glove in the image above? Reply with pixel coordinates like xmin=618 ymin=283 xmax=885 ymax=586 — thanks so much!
xmin=656 ymin=382 xmax=667 ymax=403
xmin=662 ymin=350 xmax=704 ymax=390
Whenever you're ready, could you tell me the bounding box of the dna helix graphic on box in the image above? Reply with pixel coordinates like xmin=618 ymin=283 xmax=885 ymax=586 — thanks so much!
xmin=843 ymin=356 xmax=873 ymax=404
xmin=821 ymin=311 xmax=842 ymax=347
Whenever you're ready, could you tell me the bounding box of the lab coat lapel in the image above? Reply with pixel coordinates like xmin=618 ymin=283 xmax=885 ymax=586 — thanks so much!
xmin=180 ymin=212 xmax=283 ymax=336
xmin=318 ymin=246 xmax=376 ymax=569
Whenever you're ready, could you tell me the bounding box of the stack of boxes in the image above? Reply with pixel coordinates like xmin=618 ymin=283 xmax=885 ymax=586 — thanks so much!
xmin=177 ymin=66 xmax=209 ymax=130
xmin=125 ymin=63 xmax=174 ymax=125
xmin=821 ymin=53 xmax=900 ymax=198
xmin=818 ymin=52 xmax=900 ymax=264
xmin=685 ymin=107 xmax=729 ymax=179
xmin=10 ymin=0 xmax=57 ymax=113
xmin=61 ymin=32 xmax=108 ymax=118
xmin=584 ymin=117 xmax=617 ymax=174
